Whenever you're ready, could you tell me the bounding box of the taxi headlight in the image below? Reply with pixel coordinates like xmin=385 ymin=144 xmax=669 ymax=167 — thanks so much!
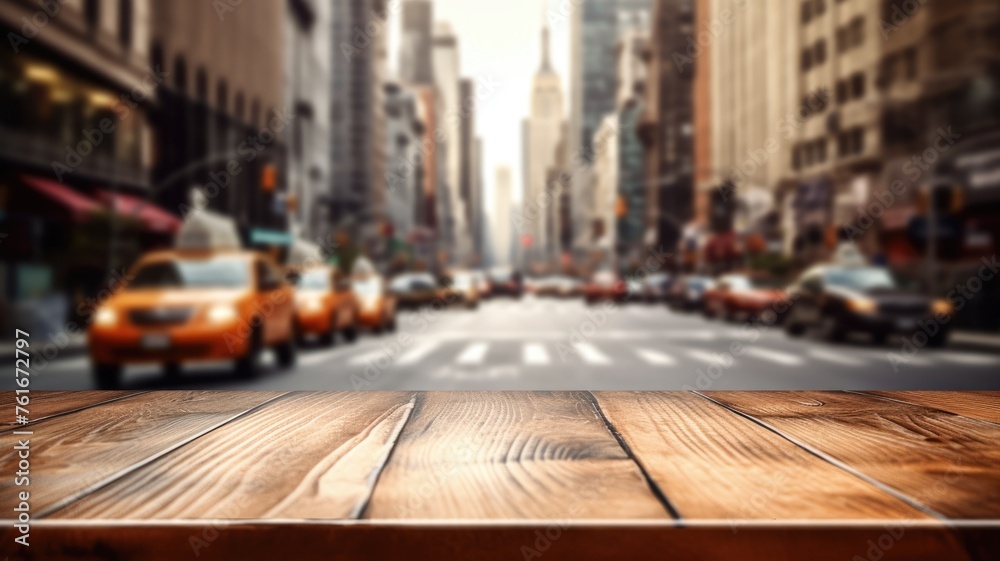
xmin=932 ymin=299 xmax=953 ymax=316
xmin=302 ymin=298 xmax=324 ymax=312
xmin=94 ymin=307 xmax=117 ymax=327
xmin=847 ymin=297 xmax=877 ymax=314
xmin=207 ymin=304 xmax=238 ymax=323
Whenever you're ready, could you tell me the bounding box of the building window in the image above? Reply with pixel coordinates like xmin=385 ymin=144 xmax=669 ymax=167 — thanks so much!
xmin=850 ymin=72 xmax=866 ymax=99
xmin=836 ymin=80 xmax=848 ymax=103
xmin=814 ymin=40 xmax=827 ymax=65
xmin=84 ymin=0 xmax=99 ymax=30
xmin=801 ymin=48 xmax=813 ymax=71
xmin=814 ymin=0 xmax=826 ymax=16
xmin=151 ymin=42 xmax=163 ymax=72
xmin=118 ymin=0 xmax=133 ymax=49
xmin=801 ymin=1 xmax=812 ymax=24
xmin=837 ymin=127 xmax=865 ymax=157
xmin=849 ymin=17 xmax=864 ymax=49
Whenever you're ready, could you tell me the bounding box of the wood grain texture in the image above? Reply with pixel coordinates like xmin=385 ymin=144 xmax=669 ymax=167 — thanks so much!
xmin=594 ymin=392 xmax=927 ymax=520
xmin=364 ymin=392 xmax=670 ymax=519
xmin=0 ymin=391 xmax=284 ymax=517
xmin=0 ymin=521 xmax=979 ymax=561
xmin=0 ymin=390 xmax=144 ymax=427
xmin=706 ymin=391 xmax=1000 ymax=519
xmin=52 ymin=392 xmax=415 ymax=520
xmin=865 ymin=391 xmax=1000 ymax=425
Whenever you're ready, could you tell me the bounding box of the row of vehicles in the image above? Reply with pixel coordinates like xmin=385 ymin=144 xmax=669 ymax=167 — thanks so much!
xmin=658 ymin=265 xmax=954 ymax=347
xmin=87 ymin=247 xmax=535 ymax=388
xmin=88 ymin=249 xmax=401 ymax=388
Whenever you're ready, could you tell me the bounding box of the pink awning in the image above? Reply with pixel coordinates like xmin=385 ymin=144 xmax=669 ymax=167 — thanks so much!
xmin=21 ymin=174 xmax=102 ymax=221
xmin=96 ymin=190 xmax=182 ymax=234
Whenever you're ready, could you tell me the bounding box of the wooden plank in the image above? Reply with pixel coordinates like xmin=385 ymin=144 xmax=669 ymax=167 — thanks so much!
xmin=705 ymin=391 xmax=1000 ymax=519
xmin=594 ymin=392 xmax=927 ymax=520
xmin=364 ymin=392 xmax=670 ymax=519
xmin=52 ymin=392 xmax=415 ymax=520
xmin=865 ymin=391 xmax=1000 ymax=426
xmin=0 ymin=391 xmax=145 ymax=427
xmin=0 ymin=391 xmax=284 ymax=517
xmin=0 ymin=521 xmax=978 ymax=561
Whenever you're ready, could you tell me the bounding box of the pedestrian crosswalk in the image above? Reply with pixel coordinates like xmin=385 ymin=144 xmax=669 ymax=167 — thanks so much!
xmin=325 ymin=339 xmax=997 ymax=371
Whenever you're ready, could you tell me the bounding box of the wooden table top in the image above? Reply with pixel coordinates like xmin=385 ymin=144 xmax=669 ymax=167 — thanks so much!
xmin=2 ymin=390 xmax=999 ymax=560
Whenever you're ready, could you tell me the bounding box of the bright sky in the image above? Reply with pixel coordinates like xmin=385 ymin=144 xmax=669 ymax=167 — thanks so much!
xmin=387 ymin=0 xmax=572 ymax=211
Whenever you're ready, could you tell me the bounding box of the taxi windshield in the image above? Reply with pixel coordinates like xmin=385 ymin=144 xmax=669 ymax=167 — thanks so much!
xmin=300 ymin=269 xmax=331 ymax=290
xmin=129 ymin=258 xmax=250 ymax=289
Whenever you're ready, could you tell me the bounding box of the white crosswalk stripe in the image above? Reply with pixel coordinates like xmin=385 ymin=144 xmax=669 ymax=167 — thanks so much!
xmin=687 ymin=349 xmax=730 ymax=365
xmin=742 ymin=347 xmax=803 ymax=366
xmin=397 ymin=342 xmax=440 ymax=365
xmin=348 ymin=349 xmax=392 ymax=366
xmin=456 ymin=342 xmax=489 ymax=364
xmin=523 ymin=343 xmax=551 ymax=365
xmin=573 ymin=343 xmax=611 ymax=365
xmin=808 ymin=348 xmax=866 ymax=366
xmin=636 ymin=348 xmax=676 ymax=365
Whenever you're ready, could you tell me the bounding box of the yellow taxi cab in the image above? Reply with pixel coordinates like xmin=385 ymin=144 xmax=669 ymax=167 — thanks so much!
xmin=88 ymin=249 xmax=297 ymax=387
xmin=351 ymin=263 xmax=398 ymax=333
xmin=289 ymin=265 xmax=359 ymax=346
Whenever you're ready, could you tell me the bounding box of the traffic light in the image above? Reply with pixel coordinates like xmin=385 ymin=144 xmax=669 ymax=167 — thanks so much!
xmin=521 ymin=234 xmax=533 ymax=248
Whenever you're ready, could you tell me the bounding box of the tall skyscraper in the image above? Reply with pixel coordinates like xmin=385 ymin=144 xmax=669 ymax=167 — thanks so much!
xmin=330 ymin=0 xmax=388 ymax=252
xmin=525 ymin=21 xmax=565 ymax=267
xmin=399 ymin=0 xmax=434 ymax=86
xmin=432 ymin=22 xmax=469 ymax=263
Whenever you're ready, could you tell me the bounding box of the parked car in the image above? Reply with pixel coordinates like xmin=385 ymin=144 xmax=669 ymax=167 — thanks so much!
xmin=390 ymin=272 xmax=443 ymax=310
xmin=783 ymin=265 xmax=953 ymax=345
xmin=702 ymin=273 xmax=788 ymax=323
xmin=354 ymin=273 xmax=397 ymax=333
xmin=89 ymin=250 xmax=297 ymax=387
xmin=582 ymin=270 xmax=629 ymax=305
xmin=288 ymin=265 xmax=359 ymax=346
xmin=666 ymin=275 xmax=715 ymax=311
xmin=488 ymin=267 xmax=523 ymax=298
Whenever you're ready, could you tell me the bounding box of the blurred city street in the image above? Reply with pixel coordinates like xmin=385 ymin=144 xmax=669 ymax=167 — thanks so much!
xmin=23 ymin=295 xmax=1000 ymax=391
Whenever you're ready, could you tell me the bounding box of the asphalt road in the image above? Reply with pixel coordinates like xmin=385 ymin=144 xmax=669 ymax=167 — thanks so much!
xmin=21 ymin=296 xmax=1000 ymax=391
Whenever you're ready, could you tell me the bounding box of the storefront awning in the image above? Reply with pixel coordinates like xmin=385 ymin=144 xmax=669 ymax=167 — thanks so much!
xmin=21 ymin=174 xmax=101 ymax=221
xmin=96 ymin=190 xmax=182 ymax=234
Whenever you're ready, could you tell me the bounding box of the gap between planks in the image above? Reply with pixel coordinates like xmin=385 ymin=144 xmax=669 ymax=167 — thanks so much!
xmin=38 ymin=392 xmax=294 ymax=519
xmin=585 ymin=391 xmax=683 ymax=521
xmin=689 ymin=391 xmax=950 ymax=521
xmin=350 ymin=394 xmax=419 ymax=519
xmin=1 ymin=391 xmax=151 ymax=434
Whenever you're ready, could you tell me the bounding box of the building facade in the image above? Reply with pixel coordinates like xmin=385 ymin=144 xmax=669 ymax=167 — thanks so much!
xmin=432 ymin=21 xmax=468 ymax=264
xmin=525 ymin=23 xmax=565 ymax=268
xmin=639 ymin=0 xmax=694 ymax=264
xmin=285 ymin=0 xmax=330 ymax=242
xmin=330 ymin=0 xmax=388 ymax=257
xmin=384 ymin=82 xmax=425 ymax=249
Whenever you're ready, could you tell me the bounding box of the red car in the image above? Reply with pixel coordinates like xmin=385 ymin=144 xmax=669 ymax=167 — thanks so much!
xmin=583 ymin=270 xmax=630 ymax=305
xmin=703 ymin=274 xmax=788 ymax=323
